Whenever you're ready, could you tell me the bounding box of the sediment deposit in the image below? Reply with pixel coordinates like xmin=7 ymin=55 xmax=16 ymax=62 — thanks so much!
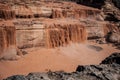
xmin=5 ymin=53 xmax=120 ymax=80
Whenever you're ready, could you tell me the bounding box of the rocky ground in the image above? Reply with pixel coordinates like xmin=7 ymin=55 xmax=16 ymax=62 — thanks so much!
xmin=4 ymin=52 xmax=120 ymax=80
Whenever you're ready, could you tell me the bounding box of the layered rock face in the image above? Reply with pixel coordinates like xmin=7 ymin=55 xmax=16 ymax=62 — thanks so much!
xmin=51 ymin=6 xmax=101 ymax=20
xmin=10 ymin=1 xmax=101 ymax=20
xmin=5 ymin=53 xmax=120 ymax=80
xmin=0 ymin=3 xmax=15 ymax=19
xmin=10 ymin=1 xmax=108 ymax=49
xmin=12 ymin=5 xmax=34 ymax=18
xmin=0 ymin=21 xmax=17 ymax=59
xmin=45 ymin=23 xmax=86 ymax=48
xmin=0 ymin=4 xmax=17 ymax=60
xmin=0 ymin=0 xmax=119 ymax=56
xmin=14 ymin=19 xmax=87 ymax=48
xmin=14 ymin=19 xmax=45 ymax=49
xmin=69 ymin=0 xmax=120 ymax=44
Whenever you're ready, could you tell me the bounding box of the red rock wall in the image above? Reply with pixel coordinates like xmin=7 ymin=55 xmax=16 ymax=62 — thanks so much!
xmin=45 ymin=24 xmax=87 ymax=48
xmin=0 ymin=25 xmax=16 ymax=58
xmin=0 ymin=10 xmax=15 ymax=19
xmin=52 ymin=9 xmax=100 ymax=19
xmin=104 ymin=23 xmax=120 ymax=35
xmin=0 ymin=4 xmax=15 ymax=19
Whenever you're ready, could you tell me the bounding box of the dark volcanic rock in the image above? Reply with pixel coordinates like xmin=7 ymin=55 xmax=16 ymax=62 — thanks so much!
xmin=76 ymin=64 xmax=120 ymax=80
xmin=112 ymin=0 xmax=120 ymax=9
xmin=4 ymin=75 xmax=27 ymax=80
xmin=77 ymin=0 xmax=105 ymax=9
xmin=101 ymin=52 xmax=120 ymax=64
xmin=26 ymin=72 xmax=50 ymax=80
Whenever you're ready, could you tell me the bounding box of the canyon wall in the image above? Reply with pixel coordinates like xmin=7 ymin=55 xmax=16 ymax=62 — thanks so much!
xmin=11 ymin=1 xmax=111 ymax=48
xmin=52 ymin=8 xmax=101 ymax=20
xmin=0 ymin=3 xmax=15 ymax=19
xmin=0 ymin=4 xmax=17 ymax=60
xmin=104 ymin=23 xmax=120 ymax=35
xmin=0 ymin=21 xmax=17 ymax=59
xmin=14 ymin=20 xmax=45 ymax=49
xmin=10 ymin=1 xmax=102 ymax=21
xmin=14 ymin=19 xmax=87 ymax=49
xmin=12 ymin=5 xmax=52 ymax=18
xmin=0 ymin=1 xmax=118 ymax=51
xmin=79 ymin=20 xmax=105 ymax=39
xmin=12 ymin=5 xmax=34 ymax=18
xmin=45 ymin=23 xmax=87 ymax=48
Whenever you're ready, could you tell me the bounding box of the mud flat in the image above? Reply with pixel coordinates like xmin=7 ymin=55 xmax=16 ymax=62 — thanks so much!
xmin=0 ymin=42 xmax=120 ymax=79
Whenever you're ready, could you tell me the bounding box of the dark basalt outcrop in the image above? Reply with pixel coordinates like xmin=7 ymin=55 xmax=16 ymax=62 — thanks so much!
xmin=77 ymin=0 xmax=105 ymax=9
xmin=5 ymin=53 xmax=120 ymax=80
xmin=112 ymin=0 xmax=120 ymax=9
xmin=100 ymin=52 xmax=120 ymax=64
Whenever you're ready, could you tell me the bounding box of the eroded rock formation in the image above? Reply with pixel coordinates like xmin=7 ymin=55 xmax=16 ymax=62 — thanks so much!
xmin=52 ymin=8 xmax=101 ymax=20
xmin=0 ymin=21 xmax=17 ymax=60
xmin=14 ymin=19 xmax=45 ymax=49
xmin=12 ymin=5 xmax=33 ymax=18
xmin=9 ymin=1 xmax=107 ymax=49
xmin=0 ymin=0 xmax=119 ymax=59
xmin=0 ymin=3 xmax=15 ymax=19
xmin=0 ymin=4 xmax=17 ymax=60
xmin=45 ymin=23 xmax=86 ymax=48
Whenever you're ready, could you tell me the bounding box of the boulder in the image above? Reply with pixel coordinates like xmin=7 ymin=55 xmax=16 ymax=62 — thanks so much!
xmin=109 ymin=32 xmax=120 ymax=43
xmin=101 ymin=52 xmax=120 ymax=64
xmin=4 ymin=75 xmax=27 ymax=80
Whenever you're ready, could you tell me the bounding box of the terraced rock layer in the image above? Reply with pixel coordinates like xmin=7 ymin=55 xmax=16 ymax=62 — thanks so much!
xmin=0 ymin=21 xmax=16 ymax=59
xmin=46 ymin=23 xmax=86 ymax=48
xmin=0 ymin=4 xmax=16 ymax=59
xmin=0 ymin=3 xmax=15 ymax=19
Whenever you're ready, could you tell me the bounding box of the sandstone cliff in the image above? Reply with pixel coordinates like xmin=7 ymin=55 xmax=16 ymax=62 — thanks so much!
xmin=0 ymin=3 xmax=15 ymax=19
xmin=45 ymin=23 xmax=86 ymax=48
xmin=0 ymin=21 xmax=17 ymax=60
xmin=0 ymin=4 xmax=17 ymax=60
xmin=0 ymin=0 xmax=119 ymax=59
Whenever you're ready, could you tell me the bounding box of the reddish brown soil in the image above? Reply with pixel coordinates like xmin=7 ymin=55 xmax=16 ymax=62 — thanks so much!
xmin=0 ymin=43 xmax=119 ymax=79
